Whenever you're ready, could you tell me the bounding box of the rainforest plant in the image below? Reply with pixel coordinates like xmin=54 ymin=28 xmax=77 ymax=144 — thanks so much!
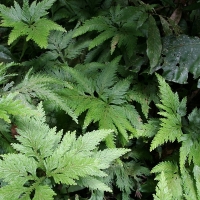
xmin=0 ymin=103 xmax=129 ymax=199
xmin=1 ymin=0 xmax=200 ymax=199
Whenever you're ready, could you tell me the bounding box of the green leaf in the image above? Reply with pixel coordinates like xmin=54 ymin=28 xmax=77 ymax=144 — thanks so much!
xmin=0 ymin=104 xmax=128 ymax=198
xmin=0 ymin=0 xmax=65 ymax=48
xmin=159 ymin=16 xmax=172 ymax=36
xmin=150 ymin=74 xmax=183 ymax=151
xmin=25 ymin=19 xmax=65 ymax=48
xmin=78 ymin=177 xmax=112 ymax=192
xmin=158 ymin=35 xmax=200 ymax=86
xmin=153 ymin=171 xmax=173 ymax=200
xmin=0 ymin=92 xmax=38 ymax=123
xmin=33 ymin=185 xmax=56 ymax=200
xmin=152 ymin=162 xmax=183 ymax=199
xmin=147 ymin=15 xmax=162 ymax=70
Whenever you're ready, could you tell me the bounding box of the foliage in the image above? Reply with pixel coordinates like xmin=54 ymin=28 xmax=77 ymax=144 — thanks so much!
xmin=0 ymin=103 xmax=129 ymax=199
xmin=0 ymin=0 xmax=200 ymax=199
xmin=157 ymin=35 xmax=200 ymax=87
xmin=73 ymin=4 xmax=162 ymax=69
xmin=59 ymin=58 xmax=142 ymax=147
xmin=0 ymin=0 xmax=65 ymax=48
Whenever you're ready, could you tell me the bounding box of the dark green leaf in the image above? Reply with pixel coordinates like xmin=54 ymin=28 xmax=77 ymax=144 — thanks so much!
xmin=147 ymin=15 xmax=162 ymax=71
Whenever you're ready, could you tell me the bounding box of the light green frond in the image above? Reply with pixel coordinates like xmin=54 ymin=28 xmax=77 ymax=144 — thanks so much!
xmin=0 ymin=92 xmax=38 ymax=123
xmin=156 ymin=74 xmax=180 ymax=113
xmin=153 ymin=171 xmax=173 ymax=200
xmin=179 ymin=135 xmax=193 ymax=170
xmin=152 ymin=161 xmax=182 ymax=199
xmin=0 ymin=0 xmax=65 ymax=48
xmin=150 ymin=74 xmax=184 ymax=151
xmin=94 ymin=148 xmax=130 ymax=170
xmin=150 ymin=115 xmax=182 ymax=151
xmin=0 ymin=183 xmax=31 ymax=200
xmin=74 ymin=129 xmax=113 ymax=152
xmin=0 ymin=154 xmax=38 ymax=184
xmin=25 ymin=19 xmax=65 ymax=48
xmin=182 ymin=168 xmax=198 ymax=200
xmin=78 ymin=177 xmax=112 ymax=192
xmin=34 ymin=185 xmax=56 ymax=200
xmin=193 ymin=166 xmax=200 ymax=198
xmin=8 ymin=22 xmax=29 ymax=45
xmin=83 ymin=98 xmax=106 ymax=128
xmin=0 ymin=103 xmax=128 ymax=198
xmin=13 ymin=72 xmax=77 ymax=122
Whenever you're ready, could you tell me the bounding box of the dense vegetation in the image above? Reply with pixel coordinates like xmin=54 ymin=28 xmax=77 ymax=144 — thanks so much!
xmin=0 ymin=0 xmax=200 ymax=199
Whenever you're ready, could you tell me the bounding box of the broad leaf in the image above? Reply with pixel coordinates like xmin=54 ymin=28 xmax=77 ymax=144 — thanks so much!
xmin=158 ymin=35 xmax=200 ymax=87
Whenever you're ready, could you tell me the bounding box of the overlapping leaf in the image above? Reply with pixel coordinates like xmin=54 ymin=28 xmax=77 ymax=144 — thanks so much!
xmin=158 ymin=35 xmax=200 ymax=87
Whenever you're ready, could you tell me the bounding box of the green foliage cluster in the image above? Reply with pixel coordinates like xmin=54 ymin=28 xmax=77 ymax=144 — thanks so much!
xmin=0 ymin=0 xmax=200 ymax=199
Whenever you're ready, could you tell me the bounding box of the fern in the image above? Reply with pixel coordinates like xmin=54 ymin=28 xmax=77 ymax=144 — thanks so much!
xmin=150 ymin=74 xmax=186 ymax=151
xmin=152 ymin=161 xmax=183 ymax=199
xmin=73 ymin=4 xmax=162 ymax=66
xmin=73 ymin=6 xmax=146 ymax=57
xmin=23 ymin=30 xmax=90 ymax=68
xmin=7 ymin=68 xmax=78 ymax=122
xmin=0 ymin=92 xmax=38 ymax=123
xmin=0 ymin=103 xmax=129 ymax=199
xmin=0 ymin=62 xmax=17 ymax=85
xmin=59 ymin=58 xmax=142 ymax=147
xmin=0 ymin=0 xmax=65 ymax=48
xmin=153 ymin=171 xmax=173 ymax=200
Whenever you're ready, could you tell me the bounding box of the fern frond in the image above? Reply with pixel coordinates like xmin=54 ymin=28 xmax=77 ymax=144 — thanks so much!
xmin=136 ymin=119 xmax=160 ymax=138
xmin=30 ymin=0 xmax=56 ymax=21
xmin=0 ymin=92 xmax=38 ymax=123
xmin=0 ymin=0 xmax=65 ymax=48
xmin=152 ymin=161 xmax=183 ymax=199
xmin=193 ymin=166 xmax=200 ymax=198
xmin=108 ymin=78 xmax=131 ymax=105
xmin=12 ymin=71 xmax=77 ymax=122
xmin=64 ymin=67 xmax=94 ymax=95
xmin=150 ymin=74 xmax=184 ymax=151
xmin=60 ymin=60 xmax=141 ymax=147
xmin=0 ymin=103 xmax=129 ymax=199
xmin=0 ymin=119 xmax=14 ymax=153
xmin=0 ymin=2 xmax=23 ymax=26
xmin=0 ymin=62 xmax=17 ymax=85
xmin=78 ymin=177 xmax=112 ymax=192
xmin=182 ymin=168 xmax=198 ymax=200
xmin=25 ymin=19 xmax=65 ymax=48
xmin=153 ymin=171 xmax=173 ymax=200
xmin=33 ymin=185 xmax=56 ymax=200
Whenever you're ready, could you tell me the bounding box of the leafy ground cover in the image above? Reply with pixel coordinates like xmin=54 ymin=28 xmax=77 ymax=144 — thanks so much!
xmin=0 ymin=0 xmax=200 ymax=199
